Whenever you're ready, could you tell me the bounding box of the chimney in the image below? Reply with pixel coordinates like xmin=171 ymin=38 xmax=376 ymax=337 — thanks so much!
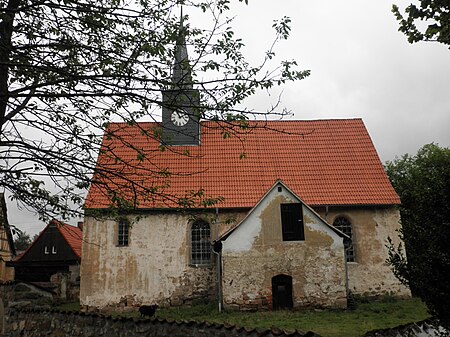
xmin=77 ymin=221 xmax=84 ymax=231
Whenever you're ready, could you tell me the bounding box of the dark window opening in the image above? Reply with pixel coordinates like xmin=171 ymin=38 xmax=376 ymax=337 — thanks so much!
xmin=333 ymin=216 xmax=355 ymax=262
xmin=191 ymin=220 xmax=211 ymax=265
xmin=280 ymin=203 xmax=304 ymax=241
xmin=118 ymin=219 xmax=129 ymax=246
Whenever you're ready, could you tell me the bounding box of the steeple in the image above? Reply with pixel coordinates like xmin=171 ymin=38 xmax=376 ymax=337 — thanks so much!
xmin=160 ymin=9 xmax=200 ymax=146
xmin=172 ymin=8 xmax=193 ymax=89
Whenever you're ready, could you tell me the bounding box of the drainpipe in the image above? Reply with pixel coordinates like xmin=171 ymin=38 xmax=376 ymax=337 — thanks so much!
xmin=344 ymin=243 xmax=350 ymax=296
xmin=343 ymin=242 xmax=356 ymax=310
xmin=212 ymin=207 xmax=223 ymax=313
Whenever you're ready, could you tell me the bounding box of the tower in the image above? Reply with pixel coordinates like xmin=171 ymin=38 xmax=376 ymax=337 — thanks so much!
xmin=161 ymin=15 xmax=200 ymax=146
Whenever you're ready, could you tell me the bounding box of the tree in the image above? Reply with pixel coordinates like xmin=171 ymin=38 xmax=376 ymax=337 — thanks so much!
xmin=385 ymin=143 xmax=450 ymax=329
xmin=392 ymin=1 xmax=450 ymax=47
xmin=0 ymin=0 xmax=309 ymax=220
xmin=12 ymin=228 xmax=32 ymax=251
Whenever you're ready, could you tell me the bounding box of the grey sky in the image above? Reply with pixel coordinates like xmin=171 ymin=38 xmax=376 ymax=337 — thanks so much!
xmin=231 ymin=0 xmax=450 ymax=163
xmin=7 ymin=0 xmax=450 ymax=236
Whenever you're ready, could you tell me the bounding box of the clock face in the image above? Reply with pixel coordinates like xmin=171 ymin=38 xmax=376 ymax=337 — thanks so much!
xmin=171 ymin=110 xmax=189 ymax=126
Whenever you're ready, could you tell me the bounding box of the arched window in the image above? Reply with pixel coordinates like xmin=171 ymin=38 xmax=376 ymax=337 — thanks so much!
xmin=191 ymin=220 xmax=211 ymax=265
xmin=118 ymin=219 xmax=129 ymax=246
xmin=333 ymin=216 xmax=355 ymax=262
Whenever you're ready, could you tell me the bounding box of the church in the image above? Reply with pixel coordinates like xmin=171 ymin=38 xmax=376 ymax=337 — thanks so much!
xmin=79 ymin=22 xmax=409 ymax=311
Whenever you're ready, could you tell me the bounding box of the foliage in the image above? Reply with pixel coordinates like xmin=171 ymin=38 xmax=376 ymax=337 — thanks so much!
xmin=392 ymin=1 xmax=450 ymax=47
xmin=0 ymin=0 xmax=309 ymax=220
xmin=54 ymin=298 xmax=428 ymax=337
xmin=385 ymin=143 xmax=450 ymax=329
xmin=12 ymin=228 xmax=32 ymax=250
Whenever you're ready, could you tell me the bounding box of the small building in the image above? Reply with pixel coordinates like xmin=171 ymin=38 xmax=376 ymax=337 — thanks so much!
xmin=0 ymin=193 xmax=16 ymax=281
xmin=8 ymin=219 xmax=82 ymax=284
xmin=220 ymin=181 xmax=348 ymax=310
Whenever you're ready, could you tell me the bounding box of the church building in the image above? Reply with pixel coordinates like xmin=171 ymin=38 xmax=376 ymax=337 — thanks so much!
xmin=80 ymin=21 xmax=409 ymax=311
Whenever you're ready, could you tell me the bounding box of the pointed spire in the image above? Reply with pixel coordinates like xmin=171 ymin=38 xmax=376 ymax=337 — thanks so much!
xmin=172 ymin=7 xmax=193 ymax=89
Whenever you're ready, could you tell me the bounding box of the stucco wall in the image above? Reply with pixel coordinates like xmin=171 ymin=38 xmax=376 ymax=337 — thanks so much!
xmin=221 ymin=187 xmax=347 ymax=310
xmin=80 ymin=211 xmax=246 ymax=309
xmin=316 ymin=206 xmax=410 ymax=297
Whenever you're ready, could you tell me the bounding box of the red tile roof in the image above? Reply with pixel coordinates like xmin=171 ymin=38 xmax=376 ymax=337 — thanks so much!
xmin=85 ymin=119 xmax=400 ymax=209
xmin=56 ymin=220 xmax=82 ymax=258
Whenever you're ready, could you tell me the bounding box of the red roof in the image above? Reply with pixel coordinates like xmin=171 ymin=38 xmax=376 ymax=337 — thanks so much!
xmin=85 ymin=119 xmax=400 ymax=209
xmin=56 ymin=220 xmax=82 ymax=258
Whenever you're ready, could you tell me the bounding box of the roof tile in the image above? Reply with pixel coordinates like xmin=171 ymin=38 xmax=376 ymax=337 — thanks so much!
xmin=85 ymin=119 xmax=400 ymax=209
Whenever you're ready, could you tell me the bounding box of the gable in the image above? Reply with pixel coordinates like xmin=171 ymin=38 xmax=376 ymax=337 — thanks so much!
xmin=85 ymin=119 xmax=400 ymax=210
xmin=222 ymin=181 xmax=345 ymax=253
xmin=14 ymin=220 xmax=81 ymax=263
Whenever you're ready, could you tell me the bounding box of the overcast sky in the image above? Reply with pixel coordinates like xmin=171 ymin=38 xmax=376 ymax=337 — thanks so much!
xmin=8 ymin=0 xmax=450 ymax=236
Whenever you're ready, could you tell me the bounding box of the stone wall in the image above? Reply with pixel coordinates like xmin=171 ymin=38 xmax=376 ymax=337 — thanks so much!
xmin=222 ymin=187 xmax=347 ymax=311
xmin=3 ymin=308 xmax=321 ymax=337
xmin=0 ymin=282 xmax=53 ymax=308
xmin=80 ymin=211 xmax=247 ymax=309
xmin=316 ymin=206 xmax=410 ymax=298
xmin=0 ymin=281 xmax=54 ymax=333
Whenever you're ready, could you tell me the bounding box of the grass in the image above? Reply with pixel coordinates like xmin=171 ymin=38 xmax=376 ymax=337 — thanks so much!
xmin=55 ymin=297 xmax=430 ymax=337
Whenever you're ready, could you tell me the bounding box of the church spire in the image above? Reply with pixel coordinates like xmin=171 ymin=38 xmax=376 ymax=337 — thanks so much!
xmin=161 ymin=7 xmax=200 ymax=146
xmin=172 ymin=8 xmax=193 ymax=89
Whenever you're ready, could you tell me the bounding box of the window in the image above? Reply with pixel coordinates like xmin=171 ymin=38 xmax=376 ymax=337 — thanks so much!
xmin=51 ymin=246 xmax=57 ymax=254
xmin=191 ymin=220 xmax=211 ymax=265
xmin=44 ymin=246 xmax=49 ymax=254
xmin=280 ymin=203 xmax=304 ymax=241
xmin=333 ymin=216 xmax=355 ymax=262
xmin=118 ymin=219 xmax=129 ymax=246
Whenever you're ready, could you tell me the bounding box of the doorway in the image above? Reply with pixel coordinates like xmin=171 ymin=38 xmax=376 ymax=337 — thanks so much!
xmin=272 ymin=274 xmax=293 ymax=310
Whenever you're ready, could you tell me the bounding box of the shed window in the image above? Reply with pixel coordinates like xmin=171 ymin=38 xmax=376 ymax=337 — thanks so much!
xmin=280 ymin=203 xmax=304 ymax=241
xmin=191 ymin=220 xmax=211 ymax=265
xmin=333 ymin=217 xmax=355 ymax=262
xmin=118 ymin=219 xmax=129 ymax=246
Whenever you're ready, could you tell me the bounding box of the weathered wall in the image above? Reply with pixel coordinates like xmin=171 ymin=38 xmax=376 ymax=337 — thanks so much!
xmin=3 ymin=308 xmax=321 ymax=337
xmin=316 ymin=206 xmax=410 ymax=297
xmin=222 ymin=186 xmax=347 ymax=310
xmin=80 ymin=210 xmax=246 ymax=309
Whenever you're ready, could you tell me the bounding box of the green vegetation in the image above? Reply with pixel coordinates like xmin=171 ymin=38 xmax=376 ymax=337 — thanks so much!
xmin=392 ymin=1 xmax=450 ymax=47
xmin=56 ymin=297 xmax=429 ymax=337
xmin=385 ymin=144 xmax=450 ymax=329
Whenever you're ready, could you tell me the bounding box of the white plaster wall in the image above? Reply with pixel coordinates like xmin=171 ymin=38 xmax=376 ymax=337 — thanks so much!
xmin=80 ymin=213 xmax=210 ymax=308
xmin=80 ymin=210 xmax=247 ymax=309
xmin=222 ymin=185 xmax=347 ymax=310
xmin=320 ymin=207 xmax=410 ymax=297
